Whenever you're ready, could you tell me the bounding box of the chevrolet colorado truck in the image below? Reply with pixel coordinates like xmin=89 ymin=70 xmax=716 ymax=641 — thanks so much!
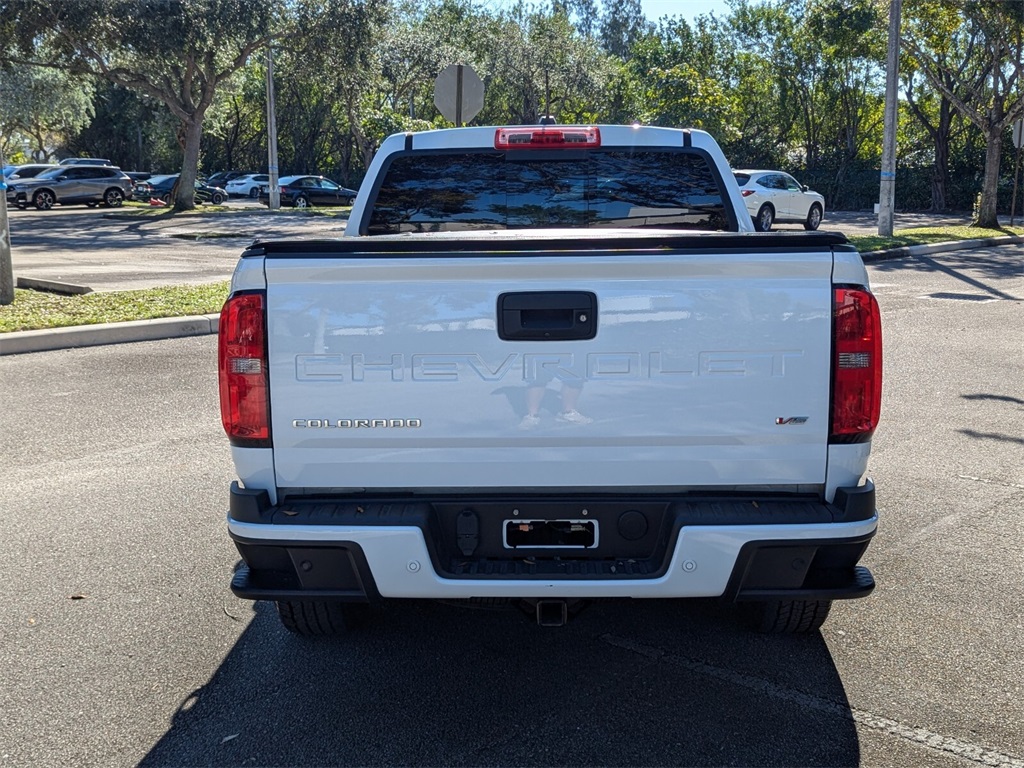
xmin=219 ymin=125 xmax=882 ymax=636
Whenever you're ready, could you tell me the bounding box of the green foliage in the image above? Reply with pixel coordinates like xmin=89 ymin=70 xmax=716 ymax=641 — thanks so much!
xmin=599 ymin=0 xmax=650 ymax=59
xmin=474 ymin=4 xmax=613 ymax=125
xmin=3 ymin=0 xmax=1023 ymax=216
xmin=903 ymin=0 xmax=1024 ymax=223
xmin=0 ymin=63 xmax=95 ymax=158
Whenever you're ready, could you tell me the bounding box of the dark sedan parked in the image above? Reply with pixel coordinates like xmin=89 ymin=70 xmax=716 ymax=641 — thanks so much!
xmin=136 ymin=174 xmax=228 ymax=205
xmin=259 ymin=175 xmax=357 ymax=208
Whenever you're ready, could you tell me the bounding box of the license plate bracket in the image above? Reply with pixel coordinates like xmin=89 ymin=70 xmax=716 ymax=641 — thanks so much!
xmin=503 ymin=519 xmax=598 ymax=549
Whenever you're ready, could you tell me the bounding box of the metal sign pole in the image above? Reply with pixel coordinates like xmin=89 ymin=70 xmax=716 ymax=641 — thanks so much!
xmin=455 ymin=65 xmax=464 ymax=128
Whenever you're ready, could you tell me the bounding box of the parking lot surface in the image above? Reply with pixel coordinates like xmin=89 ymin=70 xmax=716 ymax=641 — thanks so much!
xmin=1 ymin=245 xmax=1022 ymax=767
xmin=7 ymin=205 xmax=978 ymax=293
xmin=7 ymin=202 xmax=347 ymax=292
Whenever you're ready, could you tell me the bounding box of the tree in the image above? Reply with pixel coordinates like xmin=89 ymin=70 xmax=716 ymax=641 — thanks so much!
xmin=625 ymin=21 xmax=738 ymax=136
xmin=476 ymin=4 xmax=612 ymax=125
xmin=0 ymin=63 xmax=95 ymax=160
xmin=599 ymin=0 xmax=650 ymax=59
xmin=901 ymin=63 xmax=962 ymax=211
xmin=903 ymin=0 xmax=1024 ymax=226
xmin=0 ymin=0 xmax=384 ymax=210
xmin=0 ymin=0 xmax=285 ymax=209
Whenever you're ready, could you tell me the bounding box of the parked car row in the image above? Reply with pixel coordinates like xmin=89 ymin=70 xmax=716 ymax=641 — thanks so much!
xmin=133 ymin=174 xmax=228 ymax=205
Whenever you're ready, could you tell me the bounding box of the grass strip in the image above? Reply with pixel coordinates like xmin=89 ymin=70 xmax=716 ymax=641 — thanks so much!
xmin=847 ymin=225 xmax=1024 ymax=253
xmin=0 ymin=282 xmax=229 ymax=333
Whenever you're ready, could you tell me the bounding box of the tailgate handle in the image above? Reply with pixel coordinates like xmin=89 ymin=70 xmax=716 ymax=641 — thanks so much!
xmin=497 ymin=291 xmax=597 ymax=341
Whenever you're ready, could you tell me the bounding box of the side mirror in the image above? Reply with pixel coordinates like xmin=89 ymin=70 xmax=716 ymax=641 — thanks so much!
xmin=801 ymin=184 xmax=809 ymax=192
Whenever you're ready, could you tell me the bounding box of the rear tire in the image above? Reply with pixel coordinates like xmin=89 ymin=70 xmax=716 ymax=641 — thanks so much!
xmin=751 ymin=599 xmax=832 ymax=634
xmin=275 ymin=600 xmax=370 ymax=637
xmin=104 ymin=188 xmax=124 ymax=207
xmin=754 ymin=204 xmax=774 ymax=232
xmin=804 ymin=203 xmax=823 ymax=231
xmin=294 ymin=194 xmax=310 ymax=209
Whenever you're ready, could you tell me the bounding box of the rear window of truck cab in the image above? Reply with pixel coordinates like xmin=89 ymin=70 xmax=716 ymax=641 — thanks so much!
xmin=365 ymin=150 xmax=731 ymax=234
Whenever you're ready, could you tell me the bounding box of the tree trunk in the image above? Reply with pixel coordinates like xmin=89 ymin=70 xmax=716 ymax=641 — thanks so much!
xmin=173 ymin=116 xmax=205 ymax=211
xmin=975 ymin=132 xmax=1002 ymax=227
xmin=931 ymin=98 xmax=951 ymax=212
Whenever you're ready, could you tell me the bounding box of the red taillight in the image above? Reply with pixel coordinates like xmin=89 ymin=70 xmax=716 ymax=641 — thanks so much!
xmin=741 ymin=189 xmax=755 ymax=197
xmin=831 ymin=288 xmax=882 ymax=442
xmin=494 ymin=126 xmax=601 ymax=150
xmin=218 ymin=292 xmax=271 ymax=447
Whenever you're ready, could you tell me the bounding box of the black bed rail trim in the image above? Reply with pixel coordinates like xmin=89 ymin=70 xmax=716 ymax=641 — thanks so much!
xmin=239 ymin=230 xmax=850 ymax=258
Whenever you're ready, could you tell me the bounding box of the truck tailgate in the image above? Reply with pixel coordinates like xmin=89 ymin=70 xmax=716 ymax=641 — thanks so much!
xmin=264 ymin=247 xmax=833 ymax=490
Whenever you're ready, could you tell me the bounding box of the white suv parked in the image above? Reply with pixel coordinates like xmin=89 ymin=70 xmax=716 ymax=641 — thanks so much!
xmin=734 ymin=170 xmax=825 ymax=232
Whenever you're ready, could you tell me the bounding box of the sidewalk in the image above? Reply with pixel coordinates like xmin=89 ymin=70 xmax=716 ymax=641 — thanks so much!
xmin=2 ymin=231 xmax=1022 ymax=356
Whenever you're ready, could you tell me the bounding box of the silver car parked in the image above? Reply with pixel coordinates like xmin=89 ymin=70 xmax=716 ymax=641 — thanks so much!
xmin=9 ymin=165 xmax=134 ymax=210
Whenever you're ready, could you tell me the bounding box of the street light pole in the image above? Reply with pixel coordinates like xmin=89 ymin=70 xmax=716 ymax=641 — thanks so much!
xmin=878 ymin=0 xmax=902 ymax=237
xmin=266 ymin=43 xmax=280 ymax=210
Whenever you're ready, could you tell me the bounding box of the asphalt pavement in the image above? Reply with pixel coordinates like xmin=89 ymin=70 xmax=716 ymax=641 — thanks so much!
xmin=4 ymin=199 xmax=1023 ymax=766
xmin=1 ymin=247 xmax=1021 ymax=766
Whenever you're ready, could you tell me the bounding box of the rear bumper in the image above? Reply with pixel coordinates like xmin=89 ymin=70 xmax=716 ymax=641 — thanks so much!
xmin=227 ymin=482 xmax=877 ymax=603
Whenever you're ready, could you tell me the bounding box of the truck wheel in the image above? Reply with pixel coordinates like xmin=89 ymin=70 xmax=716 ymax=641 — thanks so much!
xmin=275 ymin=600 xmax=369 ymax=637
xmin=754 ymin=204 xmax=774 ymax=232
xmin=751 ymin=599 xmax=832 ymax=634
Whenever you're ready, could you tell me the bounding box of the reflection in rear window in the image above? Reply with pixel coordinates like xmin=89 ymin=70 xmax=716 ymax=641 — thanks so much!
xmin=367 ymin=151 xmax=730 ymax=234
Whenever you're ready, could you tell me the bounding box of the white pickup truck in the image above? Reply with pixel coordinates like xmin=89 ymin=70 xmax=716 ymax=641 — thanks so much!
xmin=219 ymin=125 xmax=881 ymax=636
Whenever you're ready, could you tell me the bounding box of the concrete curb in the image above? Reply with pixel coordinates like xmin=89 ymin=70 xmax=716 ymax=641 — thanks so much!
xmin=0 ymin=314 xmax=220 ymax=356
xmin=2 ymin=235 xmax=1022 ymax=357
xmin=860 ymin=234 xmax=1024 ymax=262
